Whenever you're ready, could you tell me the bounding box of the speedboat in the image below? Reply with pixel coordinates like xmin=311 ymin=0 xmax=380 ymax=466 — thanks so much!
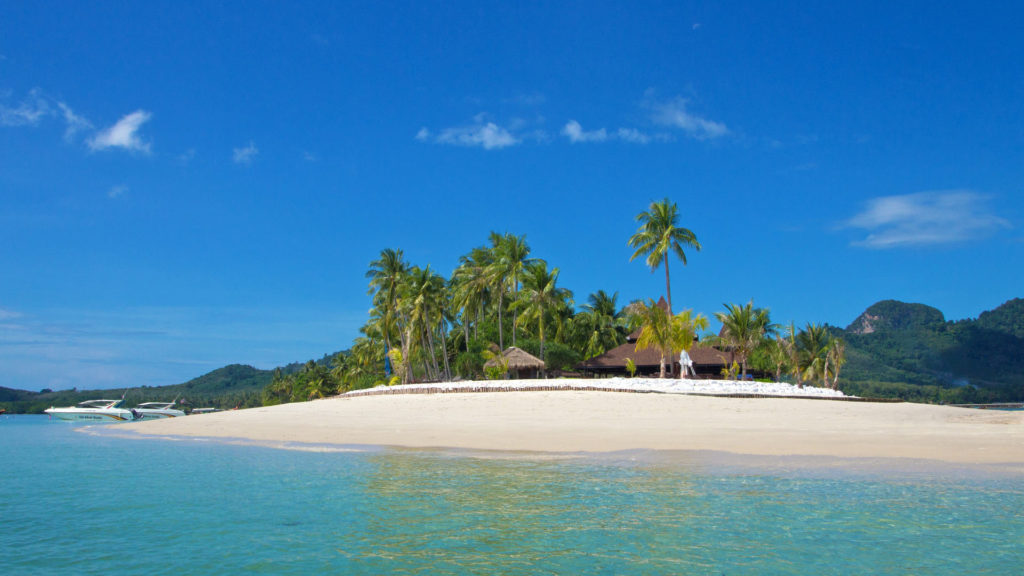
xmin=132 ymin=401 xmax=186 ymax=419
xmin=44 ymin=399 xmax=138 ymax=422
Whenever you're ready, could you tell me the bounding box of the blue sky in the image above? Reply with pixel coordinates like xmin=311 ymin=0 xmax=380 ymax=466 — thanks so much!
xmin=2 ymin=1 xmax=1021 ymax=391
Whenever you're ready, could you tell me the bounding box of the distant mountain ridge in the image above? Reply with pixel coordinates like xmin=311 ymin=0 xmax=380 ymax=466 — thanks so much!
xmin=0 ymin=352 xmax=343 ymax=414
xmin=839 ymin=298 xmax=1024 ymax=402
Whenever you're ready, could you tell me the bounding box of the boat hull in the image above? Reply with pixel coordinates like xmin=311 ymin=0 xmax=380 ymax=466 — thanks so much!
xmin=133 ymin=409 xmax=186 ymax=420
xmin=44 ymin=409 xmax=136 ymax=422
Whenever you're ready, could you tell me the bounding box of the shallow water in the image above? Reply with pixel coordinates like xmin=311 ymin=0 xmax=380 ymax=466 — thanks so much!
xmin=3 ymin=415 xmax=1022 ymax=575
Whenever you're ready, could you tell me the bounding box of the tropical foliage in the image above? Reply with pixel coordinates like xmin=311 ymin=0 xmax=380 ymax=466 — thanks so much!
xmin=628 ymin=198 xmax=701 ymax=316
xmin=713 ymin=300 xmax=775 ymax=381
xmin=629 ymin=299 xmax=708 ymax=378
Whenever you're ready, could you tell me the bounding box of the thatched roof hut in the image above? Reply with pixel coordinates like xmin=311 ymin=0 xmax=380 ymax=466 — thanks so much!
xmin=484 ymin=346 xmax=546 ymax=379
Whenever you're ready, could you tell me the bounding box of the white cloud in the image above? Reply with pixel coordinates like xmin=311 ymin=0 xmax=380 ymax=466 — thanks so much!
xmin=233 ymin=141 xmax=259 ymax=164
xmin=57 ymin=102 xmax=92 ymax=142
xmin=650 ymin=97 xmax=729 ymax=140
xmin=0 ymin=308 xmax=22 ymax=321
xmin=562 ymin=120 xmax=608 ymax=143
xmin=0 ymin=88 xmax=51 ymax=126
xmin=89 ymin=110 xmax=152 ymax=153
xmin=616 ymin=127 xmax=651 ymax=144
xmin=426 ymin=119 xmax=519 ymax=150
xmin=844 ymin=190 xmax=1011 ymax=249
xmin=107 ymin=185 xmax=128 ymax=199
xmin=562 ymin=121 xmax=652 ymax=144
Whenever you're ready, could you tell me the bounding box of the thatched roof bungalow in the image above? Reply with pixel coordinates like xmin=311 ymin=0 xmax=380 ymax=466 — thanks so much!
xmin=484 ymin=346 xmax=546 ymax=379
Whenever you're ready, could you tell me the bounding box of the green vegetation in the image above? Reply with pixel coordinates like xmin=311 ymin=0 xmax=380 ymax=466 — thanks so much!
xmin=713 ymin=300 xmax=775 ymax=381
xmin=840 ymin=298 xmax=1024 ymax=402
xmin=628 ymin=197 xmax=701 ymax=317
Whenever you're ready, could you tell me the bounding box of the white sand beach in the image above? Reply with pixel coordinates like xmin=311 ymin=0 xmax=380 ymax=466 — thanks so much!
xmin=125 ymin=378 xmax=1024 ymax=466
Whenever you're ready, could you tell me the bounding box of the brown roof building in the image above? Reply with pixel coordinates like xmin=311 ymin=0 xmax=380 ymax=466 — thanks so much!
xmin=579 ymin=297 xmax=735 ymax=378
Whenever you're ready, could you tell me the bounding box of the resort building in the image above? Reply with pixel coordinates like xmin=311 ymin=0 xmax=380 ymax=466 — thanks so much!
xmin=577 ymin=297 xmax=736 ymax=378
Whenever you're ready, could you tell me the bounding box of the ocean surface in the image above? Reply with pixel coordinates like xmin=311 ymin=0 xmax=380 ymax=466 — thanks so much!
xmin=3 ymin=414 xmax=1022 ymax=575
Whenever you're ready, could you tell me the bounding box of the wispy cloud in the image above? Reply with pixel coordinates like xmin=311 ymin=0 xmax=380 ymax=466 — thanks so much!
xmin=0 ymin=89 xmax=94 ymax=144
xmin=233 ymin=141 xmax=259 ymax=164
xmin=844 ymin=190 xmax=1011 ymax=249
xmin=616 ymin=128 xmax=652 ymax=144
xmin=562 ymin=121 xmax=653 ymax=144
xmin=0 ymin=88 xmax=51 ymax=126
xmin=89 ymin=110 xmax=152 ymax=153
xmin=57 ymin=102 xmax=92 ymax=142
xmin=107 ymin=185 xmax=128 ymax=199
xmin=418 ymin=116 xmax=520 ymax=150
xmin=649 ymin=96 xmax=729 ymax=140
xmin=562 ymin=120 xmax=608 ymax=143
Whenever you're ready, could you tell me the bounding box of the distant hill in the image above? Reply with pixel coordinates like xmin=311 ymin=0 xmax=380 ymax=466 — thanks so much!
xmin=0 ymin=352 xmax=344 ymax=414
xmin=839 ymin=298 xmax=1024 ymax=402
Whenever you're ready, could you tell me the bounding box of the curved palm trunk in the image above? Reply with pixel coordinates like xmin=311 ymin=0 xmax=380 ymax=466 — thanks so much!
xmin=663 ymin=253 xmax=674 ymax=377
xmin=663 ymin=253 xmax=673 ymax=316
xmin=496 ymin=290 xmax=504 ymax=351
xmin=439 ymin=323 xmax=451 ymax=381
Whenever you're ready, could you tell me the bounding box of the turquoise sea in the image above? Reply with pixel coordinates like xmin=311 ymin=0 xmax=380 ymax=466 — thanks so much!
xmin=3 ymin=415 xmax=1022 ymax=575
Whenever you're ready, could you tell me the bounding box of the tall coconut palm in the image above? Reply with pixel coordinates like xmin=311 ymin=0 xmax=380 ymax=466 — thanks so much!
xmin=406 ymin=265 xmax=447 ymax=381
xmin=451 ymin=246 xmax=493 ymax=348
xmin=487 ymin=232 xmax=535 ymax=350
xmin=628 ymin=198 xmax=701 ymax=317
xmin=512 ymin=261 xmax=571 ymax=363
xmin=366 ymin=248 xmax=409 ymax=356
xmin=715 ymin=300 xmax=776 ymax=380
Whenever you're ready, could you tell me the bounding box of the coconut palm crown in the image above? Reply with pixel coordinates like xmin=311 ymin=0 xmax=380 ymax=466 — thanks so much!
xmin=628 ymin=198 xmax=701 ymax=316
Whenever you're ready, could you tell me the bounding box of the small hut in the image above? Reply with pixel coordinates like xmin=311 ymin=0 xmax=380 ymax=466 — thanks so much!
xmin=484 ymin=346 xmax=546 ymax=379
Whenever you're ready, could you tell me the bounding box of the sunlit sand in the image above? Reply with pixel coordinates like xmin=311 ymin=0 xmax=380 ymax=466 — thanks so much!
xmin=125 ymin=379 xmax=1024 ymax=467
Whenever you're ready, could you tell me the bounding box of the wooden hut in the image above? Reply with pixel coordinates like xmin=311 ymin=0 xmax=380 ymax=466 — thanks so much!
xmin=484 ymin=346 xmax=546 ymax=379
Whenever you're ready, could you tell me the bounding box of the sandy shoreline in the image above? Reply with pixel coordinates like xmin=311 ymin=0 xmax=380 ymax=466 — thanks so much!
xmin=125 ymin=384 xmax=1024 ymax=468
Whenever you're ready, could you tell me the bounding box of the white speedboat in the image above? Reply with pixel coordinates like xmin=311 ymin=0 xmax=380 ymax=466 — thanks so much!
xmin=44 ymin=399 xmax=138 ymax=422
xmin=132 ymin=401 xmax=186 ymax=419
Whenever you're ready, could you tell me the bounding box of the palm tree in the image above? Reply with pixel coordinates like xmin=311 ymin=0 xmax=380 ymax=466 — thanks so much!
xmin=406 ymin=265 xmax=447 ymax=381
xmin=366 ymin=248 xmax=409 ymax=357
xmin=488 ymin=232 xmax=534 ymax=349
xmin=512 ymin=261 xmax=571 ymax=363
xmin=672 ymin=309 xmax=709 ymax=362
xmin=451 ymin=246 xmax=493 ymax=348
xmin=631 ymin=300 xmax=708 ymax=378
xmin=631 ymin=299 xmax=673 ymax=378
xmin=714 ymin=300 xmax=775 ymax=380
xmin=796 ymin=323 xmax=832 ymax=387
xmin=827 ymin=336 xmax=847 ymax=390
xmin=628 ymin=198 xmax=701 ymax=317
xmin=575 ymin=290 xmax=626 ymax=360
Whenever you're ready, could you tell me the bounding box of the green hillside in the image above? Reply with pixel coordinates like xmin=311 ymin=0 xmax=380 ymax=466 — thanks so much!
xmin=839 ymin=299 xmax=1024 ymax=402
xmin=1 ymin=364 xmax=274 ymax=414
